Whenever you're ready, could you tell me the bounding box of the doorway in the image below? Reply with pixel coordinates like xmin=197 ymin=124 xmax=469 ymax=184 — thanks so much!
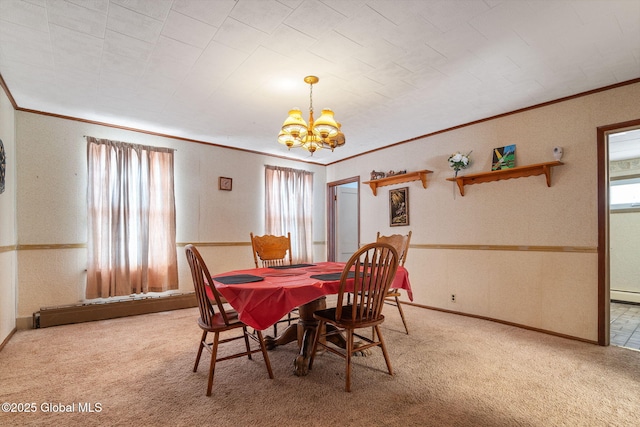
xmin=608 ymin=127 xmax=640 ymax=350
xmin=597 ymin=119 xmax=640 ymax=347
xmin=327 ymin=177 xmax=360 ymax=262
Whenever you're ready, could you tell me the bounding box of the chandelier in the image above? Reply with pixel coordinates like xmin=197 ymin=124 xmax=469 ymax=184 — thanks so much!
xmin=278 ymin=75 xmax=345 ymax=154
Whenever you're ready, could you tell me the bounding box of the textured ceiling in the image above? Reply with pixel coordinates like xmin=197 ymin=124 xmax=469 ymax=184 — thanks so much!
xmin=0 ymin=0 xmax=639 ymax=165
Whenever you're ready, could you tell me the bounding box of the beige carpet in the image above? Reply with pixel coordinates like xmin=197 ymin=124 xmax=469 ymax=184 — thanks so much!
xmin=1 ymin=304 xmax=639 ymax=427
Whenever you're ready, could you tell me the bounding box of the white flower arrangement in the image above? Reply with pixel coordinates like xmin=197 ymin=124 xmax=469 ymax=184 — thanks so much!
xmin=448 ymin=151 xmax=472 ymax=176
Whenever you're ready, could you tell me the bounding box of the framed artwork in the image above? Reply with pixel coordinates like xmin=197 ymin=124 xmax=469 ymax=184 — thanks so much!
xmin=389 ymin=187 xmax=409 ymax=227
xmin=219 ymin=176 xmax=232 ymax=191
xmin=492 ymin=144 xmax=516 ymax=170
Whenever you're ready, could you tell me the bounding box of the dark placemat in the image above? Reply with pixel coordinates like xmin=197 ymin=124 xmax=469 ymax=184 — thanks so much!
xmin=310 ymin=271 xmax=354 ymax=281
xmin=213 ymin=274 xmax=264 ymax=284
xmin=269 ymin=263 xmax=316 ymax=269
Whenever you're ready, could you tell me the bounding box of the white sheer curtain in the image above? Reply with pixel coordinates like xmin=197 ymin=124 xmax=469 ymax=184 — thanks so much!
xmin=265 ymin=165 xmax=313 ymax=263
xmin=86 ymin=137 xmax=178 ymax=299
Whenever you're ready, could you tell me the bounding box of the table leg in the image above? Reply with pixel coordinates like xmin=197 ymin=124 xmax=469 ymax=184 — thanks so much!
xmin=293 ymin=297 xmax=326 ymax=376
xmin=264 ymin=296 xmax=371 ymax=376
xmin=264 ymin=323 xmax=298 ymax=350
xmin=263 ymin=297 xmax=326 ymax=353
xmin=292 ymin=297 xmax=371 ymax=376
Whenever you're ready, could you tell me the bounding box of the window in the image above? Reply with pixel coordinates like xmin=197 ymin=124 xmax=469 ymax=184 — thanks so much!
xmin=265 ymin=166 xmax=313 ymax=263
xmin=610 ymin=176 xmax=640 ymax=211
xmin=86 ymin=137 xmax=178 ymax=299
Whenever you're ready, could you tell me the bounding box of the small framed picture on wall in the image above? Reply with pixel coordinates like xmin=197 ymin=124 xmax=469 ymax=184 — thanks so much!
xmin=389 ymin=187 xmax=409 ymax=227
xmin=219 ymin=177 xmax=232 ymax=191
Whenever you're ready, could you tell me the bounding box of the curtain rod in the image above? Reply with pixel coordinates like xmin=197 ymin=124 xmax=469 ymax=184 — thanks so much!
xmin=83 ymin=135 xmax=177 ymax=151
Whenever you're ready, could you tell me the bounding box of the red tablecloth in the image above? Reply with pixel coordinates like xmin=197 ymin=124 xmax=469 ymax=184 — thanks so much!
xmin=212 ymin=262 xmax=412 ymax=330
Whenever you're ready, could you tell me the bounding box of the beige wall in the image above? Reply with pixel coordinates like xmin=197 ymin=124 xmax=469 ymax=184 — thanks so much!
xmin=13 ymin=112 xmax=326 ymax=325
xmin=0 ymin=85 xmax=17 ymax=343
xmin=3 ymin=82 xmax=640 ymax=345
xmin=327 ymin=82 xmax=640 ymax=342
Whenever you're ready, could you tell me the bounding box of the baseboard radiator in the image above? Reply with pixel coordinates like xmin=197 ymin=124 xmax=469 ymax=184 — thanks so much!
xmin=33 ymin=293 xmax=197 ymax=328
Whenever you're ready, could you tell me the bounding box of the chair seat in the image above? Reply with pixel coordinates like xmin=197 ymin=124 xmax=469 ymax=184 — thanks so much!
xmin=386 ymin=289 xmax=401 ymax=297
xmin=197 ymin=310 xmax=241 ymax=331
xmin=313 ymin=306 xmax=385 ymax=329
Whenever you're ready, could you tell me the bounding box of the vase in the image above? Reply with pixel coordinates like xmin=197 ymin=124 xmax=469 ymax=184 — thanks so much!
xmin=452 ymin=169 xmax=461 ymax=199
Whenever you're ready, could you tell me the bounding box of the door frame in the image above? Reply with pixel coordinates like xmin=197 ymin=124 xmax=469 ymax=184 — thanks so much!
xmin=597 ymin=118 xmax=640 ymax=345
xmin=327 ymin=176 xmax=360 ymax=262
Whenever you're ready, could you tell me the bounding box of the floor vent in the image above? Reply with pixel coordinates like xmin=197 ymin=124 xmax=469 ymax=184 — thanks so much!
xmin=33 ymin=293 xmax=197 ymax=328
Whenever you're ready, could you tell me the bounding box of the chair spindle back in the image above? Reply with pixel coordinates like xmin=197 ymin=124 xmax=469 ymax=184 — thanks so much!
xmin=375 ymin=231 xmax=411 ymax=266
xmin=185 ymin=244 xmax=232 ymax=327
xmin=335 ymin=243 xmax=399 ymax=323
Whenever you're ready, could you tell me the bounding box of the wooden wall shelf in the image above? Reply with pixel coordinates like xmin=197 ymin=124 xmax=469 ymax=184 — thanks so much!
xmin=446 ymin=161 xmax=564 ymax=196
xmin=363 ymin=169 xmax=433 ymax=196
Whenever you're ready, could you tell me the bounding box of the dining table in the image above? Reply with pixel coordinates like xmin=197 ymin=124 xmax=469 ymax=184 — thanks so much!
xmin=211 ymin=261 xmax=412 ymax=376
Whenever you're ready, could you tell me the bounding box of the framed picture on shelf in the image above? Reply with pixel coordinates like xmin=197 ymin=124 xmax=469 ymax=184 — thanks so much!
xmin=389 ymin=187 xmax=409 ymax=227
xmin=219 ymin=176 xmax=232 ymax=191
xmin=492 ymin=144 xmax=516 ymax=170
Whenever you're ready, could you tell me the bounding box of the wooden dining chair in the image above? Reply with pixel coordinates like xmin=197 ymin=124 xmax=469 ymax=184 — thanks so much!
xmin=308 ymin=242 xmax=399 ymax=392
xmin=376 ymin=231 xmax=412 ymax=334
xmin=249 ymin=232 xmax=297 ymax=335
xmin=250 ymin=232 xmax=293 ymax=268
xmin=185 ymin=244 xmax=274 ymax=396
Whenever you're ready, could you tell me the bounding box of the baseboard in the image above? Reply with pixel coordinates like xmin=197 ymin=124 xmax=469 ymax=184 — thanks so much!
xmin=611 ymin=290 xmax=640 ymax=304
xmin=16 ymin=316 xmax=32 ymax=330
xmin=33 ymin=293 xmax=197 ymax=328
xmin=612 ymin=299 xmax=640 ymax=306
xmin=0 ymin=328 xmax=17 ymax=352
xmin=403 ymin=301 xmax=599 ymax=345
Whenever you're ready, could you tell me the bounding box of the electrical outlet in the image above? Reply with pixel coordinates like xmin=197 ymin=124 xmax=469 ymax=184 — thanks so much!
xmin=451 ymin=294 xmax=456 ymax=303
